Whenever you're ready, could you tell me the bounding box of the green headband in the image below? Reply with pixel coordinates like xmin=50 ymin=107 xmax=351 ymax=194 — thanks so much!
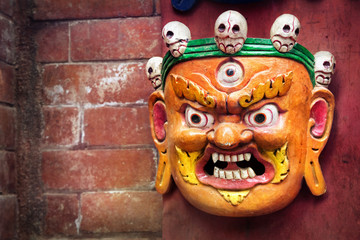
xmin=161 ymin=37 xmax=315 ymax=89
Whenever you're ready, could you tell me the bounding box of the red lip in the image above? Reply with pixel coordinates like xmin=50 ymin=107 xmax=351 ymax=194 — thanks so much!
xmin=195 ymin=145 xmax=275 ymax=190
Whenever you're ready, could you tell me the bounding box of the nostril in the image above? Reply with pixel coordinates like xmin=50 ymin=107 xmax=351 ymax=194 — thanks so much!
xmin=212 ymin=124 xmax=253 ymax=149
xmin=240 ymin=130 xmax=253 ymax=142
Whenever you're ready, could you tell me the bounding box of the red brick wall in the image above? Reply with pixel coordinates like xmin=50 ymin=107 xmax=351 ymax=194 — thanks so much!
xmin=0 ymin=0 xmax=17 ymax=239
xmin=32 ymin=0 xmax=162 ymax=239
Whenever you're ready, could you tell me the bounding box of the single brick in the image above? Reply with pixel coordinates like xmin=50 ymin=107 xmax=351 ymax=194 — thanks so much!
xmin=0 ymin=16 xmax=15 ymax=64
xmin=0 ymin=106 xmax=15 ymax=150
xmin=42 ymin=106 xmax=80 ymax=147
xmin=155 ymin=0 xmax=161 ymax=15
xmin=0 ymin=151 xmax=15 ymax=194
xmin=83 ymin=62 xmax=153 ymax=104
xmin=44 ymin=194 xmax=79 ymax=236
xmin=71 ymin=17 xmax=161 ymax=61
xmin=42 ymin=63 xmax=152 ymax=105
xmin=42 ymin=148 xmax=156 ymax=191
xmin=42 ymin=64 xmax=83 ymax=105
xmin=0 ymin=195 xmax=17 ymax=239
xmin=35 ymin=22 xmax=69 ymax=62
xmin=33 ymin=0 xmax=154 ymax=20
xmin=84 ymin=106 xmax=152 ymax=146
xmin=0 ymin=62 xmax=15 ymax=104
xmin=81 ymin=191 xmax=162 ymax=233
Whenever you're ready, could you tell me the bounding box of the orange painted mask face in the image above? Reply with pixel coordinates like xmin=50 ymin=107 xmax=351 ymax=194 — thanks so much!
xmin=149 ymin=56 xmax=334 ymax=217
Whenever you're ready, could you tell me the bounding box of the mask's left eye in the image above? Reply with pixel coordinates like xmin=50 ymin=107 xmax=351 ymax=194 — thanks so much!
xmin=244 ymin=104 xmax=279 ymax=127
xmin=185 ymin=106 xmax=214 ymax=129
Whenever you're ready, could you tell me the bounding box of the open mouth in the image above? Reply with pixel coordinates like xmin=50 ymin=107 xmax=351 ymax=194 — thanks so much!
xmin=195 ymin=147 xmax=275 ymax=190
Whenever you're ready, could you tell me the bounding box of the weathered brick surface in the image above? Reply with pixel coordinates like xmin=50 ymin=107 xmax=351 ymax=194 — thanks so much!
xmin=26 ymin=1 xmax=163 ymax=238
xmin=35 ymin=22 xmax=69 ymax=63
xmin=33 ymin=0 xmax=155 ymax=20
xmin=0 ymin=62 xmax=15 ymax=104
xmin=42 ymin=149 xmax=156 ymax=191
xmin=0 ymin=106 xmax=15 ymax=150
xmin=45 ymin=194 xmax=79 ymax=236
xmin=81 ymin=191 xmax=162 ymax=233
xmin=71 ymin=17 xmax=161 ymax=61
xmin=0 ymin=195 xmax=17 ymax=240
xmin=42 ymin=64 xmax=82 ymax=105
xmin=42 ymin=63 xmax=153 ymax=105
xmin=42 ymin=106 xmax=80 ymax=147
xmin=0 ymin=15 xmax=15 ymax=64
xmin=0 ymin=151 xmax=15 ymax=194
xmin=0 ymin=0 xmax=15 ymax=17
xmin=84 ymin=107 xmax=152 ymax=146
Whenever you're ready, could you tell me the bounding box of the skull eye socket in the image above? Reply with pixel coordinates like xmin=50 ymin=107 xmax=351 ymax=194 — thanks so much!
xmin=232 ymin=25 xmax=240 ymax=34
xmin=185 ymin=106 xmax=214 ymax=129
xmin=148 ymin=67 xmax=153 ymax=74
xmin=218 ymin=24 xmax=226 ymax=33
xmin=166 ymin=31 xmax=174 ymax=39
xmin=323 ymin=61 xmax=331 ymax=69
xmin=283 ymin=24 xmax=291 ymax=33
xmin=244 ymin=104 xmax=279 ymax=127
xmin=295 ymin=28 xmax=300 ymax=36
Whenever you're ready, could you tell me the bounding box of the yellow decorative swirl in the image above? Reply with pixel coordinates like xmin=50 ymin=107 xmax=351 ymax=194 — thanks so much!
xmin=262 ymin=143 xmax=289 ymax=183
xmin=239 ymin=72 xmax=293 ymax=108
xmin=218 ymin=190 xmax=250 ymax=206
xmin=170 ymin=74 xmax=216 ymax=108
xmin=175 ymin=145 xmax=202 ymax=185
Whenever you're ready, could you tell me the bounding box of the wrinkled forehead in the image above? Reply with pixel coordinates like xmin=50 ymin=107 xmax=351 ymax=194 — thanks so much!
xmin=165 ymin=56 xmax=313 ymax=95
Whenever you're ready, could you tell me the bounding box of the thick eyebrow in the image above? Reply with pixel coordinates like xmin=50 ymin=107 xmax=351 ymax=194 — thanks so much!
xmin=170 ymin=74 xmax=216 ymax=108
xmin=239 ymin=71 xmax=293 ymax=108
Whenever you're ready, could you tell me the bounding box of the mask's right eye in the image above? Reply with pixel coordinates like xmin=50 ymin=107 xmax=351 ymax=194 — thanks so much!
xmin=185 ymin=106 xmax=214 ymax=129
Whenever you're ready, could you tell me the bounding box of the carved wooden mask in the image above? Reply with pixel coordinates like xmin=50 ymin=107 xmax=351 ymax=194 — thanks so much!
xmin=147 ymin=12 xmax=335 ymax=217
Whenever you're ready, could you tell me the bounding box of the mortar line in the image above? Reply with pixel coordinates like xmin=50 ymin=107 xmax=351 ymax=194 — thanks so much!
xmin=42 ymin=58 xmax=149 ymax=66
xmin=68 ymin=21 xmax=72 ymax=63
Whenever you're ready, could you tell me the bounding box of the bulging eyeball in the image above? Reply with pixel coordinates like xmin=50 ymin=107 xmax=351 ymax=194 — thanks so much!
xmin=270 ymin=14 xmax=301 ymax=52
xmin=146 ymin=57 xmax=163 ymax=90
xmin=214 ymin=10 xmax=248 ymax=54
xmin=162 ymin=21 xmax=191 ymax=58
xmin=314 ymin=51 xmax=336 ymax=88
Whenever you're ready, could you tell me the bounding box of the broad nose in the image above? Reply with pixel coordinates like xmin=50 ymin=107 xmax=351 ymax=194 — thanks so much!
xmin=207 ymin=123 xmax=253 ymax=149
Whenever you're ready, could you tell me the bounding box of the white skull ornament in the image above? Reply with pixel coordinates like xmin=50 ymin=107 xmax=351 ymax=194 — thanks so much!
xmin=314 ymin=51 xmax=336 ymax=88
xmin=162 ymin=21 xmax=191 ymax=58
xmin=270 ymin=14 xmax=301 ymax=52
xmin=146 ymin=57 xmax=163 ymax=90
xmin=214 ymin=10 xmax=248 ymax=54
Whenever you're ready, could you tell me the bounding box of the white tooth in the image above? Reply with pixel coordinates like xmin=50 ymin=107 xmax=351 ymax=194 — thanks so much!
xmin=212 ymin=153 xmax=219 ymax=163
xmin=244 ymin=153 xmax=251 ymax=161
xmin=225 ymin=170 xmax=233 ymax=179
xmin=231 ymin=155 xmax=238 ymax=162
xmin=233 ymin=170 xmax=241 ymax=179
xmin=219 ymin=170 xmax=225 ymax=179
xmin=219 ymin=154 xmax=225 ymax=162
xmin=225 ymin=155 xmax=231 ymax=162
xmin=214 ymin=167 xmax=219 ymax=178
xmin=248 ymin=167 xmax=256 ymax=178
xmin=240 ymin=168 xmax=248 ymax=179
xmin=238 ymin=154 xmax=244 ymax=161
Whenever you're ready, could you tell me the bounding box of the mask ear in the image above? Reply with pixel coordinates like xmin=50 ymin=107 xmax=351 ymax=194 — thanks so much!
xmin=304 ymin=87 xmax=335 ymax=196
xmin=148 ymin=91 xmax=172 ymax=194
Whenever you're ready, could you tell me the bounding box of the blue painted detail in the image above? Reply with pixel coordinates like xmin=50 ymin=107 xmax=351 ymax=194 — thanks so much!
xmin=171 ymin=0 xmax=198 ymax=11
xmin=211 ymin=0 xmax=262 ymax=3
